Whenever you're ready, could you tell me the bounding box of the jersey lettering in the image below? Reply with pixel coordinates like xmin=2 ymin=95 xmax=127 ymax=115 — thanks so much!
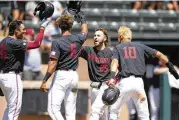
xmin=70 ymin=43 xmax=77 ymax=58
xmin=100 ymin=64 xmax=108 ymax=72
xmin=0 ymin=45 xmax=7 ymax=59
xmin=123 ymin=46 xmax=136 ymax=59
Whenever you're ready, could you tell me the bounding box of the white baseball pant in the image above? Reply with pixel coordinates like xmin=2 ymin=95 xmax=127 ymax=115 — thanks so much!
xmin=109 ymin=76 xmax=150 ymax=120
xmin=90 ymin=82 xmax=108 ymax=120
xmin=0 ymin=72 xmax=23 ymax=120
xmin=48 ymin=70 xmax=78 ymax=120
xmin=149 ymin=86 xmax=159 ymax=120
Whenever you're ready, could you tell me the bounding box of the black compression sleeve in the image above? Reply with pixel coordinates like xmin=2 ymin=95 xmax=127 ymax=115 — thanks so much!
xmin=166 ymin=62 xmax=179 ymax=79
xmin=110 ymin=71 xmax=116 ymax=79
xmin=43 ymin=72 xmax=52 ymax=81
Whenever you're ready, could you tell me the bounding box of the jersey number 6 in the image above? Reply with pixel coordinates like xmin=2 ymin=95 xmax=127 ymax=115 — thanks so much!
xmin=70 ymin=43 xmax=77 ymax=58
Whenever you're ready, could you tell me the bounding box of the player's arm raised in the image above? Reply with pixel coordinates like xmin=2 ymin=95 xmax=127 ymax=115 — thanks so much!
xmin=76 ymin=11 xmax=88 ymax=34
xmin=155 ymin=51 xmax=179 ymax=79
xmin=26 ymin=19 xmax=50 ymax=50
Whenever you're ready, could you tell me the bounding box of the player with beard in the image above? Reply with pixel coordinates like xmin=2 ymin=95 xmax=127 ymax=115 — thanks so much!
xmin=80 ymin=28 xmax=114 ymax=120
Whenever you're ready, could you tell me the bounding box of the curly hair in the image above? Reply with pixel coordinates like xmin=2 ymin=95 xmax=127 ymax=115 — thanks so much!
xmin=56 ymin=14 xmax=73 ymax=31
xmin=95 ymin=28 xmax=109 ymax=46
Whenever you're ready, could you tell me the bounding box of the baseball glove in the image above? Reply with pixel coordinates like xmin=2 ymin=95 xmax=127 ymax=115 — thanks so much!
xmin=0 ymin=88 xmax=4 ymax=96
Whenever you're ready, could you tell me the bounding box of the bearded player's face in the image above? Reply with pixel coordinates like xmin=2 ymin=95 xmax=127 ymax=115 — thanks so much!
xmin=93 ymin=31 xmax=106 ymax=47
xmin=15 ymin=24 xmax=26 ymax=39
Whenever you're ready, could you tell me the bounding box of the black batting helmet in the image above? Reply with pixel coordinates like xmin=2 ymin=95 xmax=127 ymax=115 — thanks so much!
xmin=102 ymin=87 xmax=120 ymax=105
xmin=34 ymin=1 xmax=54 ymax=20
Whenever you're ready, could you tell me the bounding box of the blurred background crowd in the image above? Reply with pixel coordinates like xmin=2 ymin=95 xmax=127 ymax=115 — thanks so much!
xmin=0 ymin=0 xmax=179 ymax=120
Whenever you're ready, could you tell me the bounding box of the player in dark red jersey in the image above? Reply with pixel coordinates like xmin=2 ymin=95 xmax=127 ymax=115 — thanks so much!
xmin=40 ymin=11 xmax=88 ymax=120
xmin=108 ymin=26 xmax=179 ymax=120
xmin=0 ymin=19 xmax=49 ymax=120
xmin=80 ymin=28 xmax=113 ymax=120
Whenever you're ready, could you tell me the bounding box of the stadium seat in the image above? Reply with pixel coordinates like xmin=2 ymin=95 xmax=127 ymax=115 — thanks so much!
xmin=0 ymin=7 xmax=11 ymax=20
xmin=120 ymin=9 xmax=140 ymax=22
xmin=109 ymin=21 xmax=120 ymax=30
xmin=107 ymin=9 xmax=121 ymax=17
xmin=88 ymin=21 xmax=100 ymax=30
xmin=118 ymin=22 xmax=139 ymax=32
xmin=157 ymin=23 xmax=177 ymax=32
xmin=139 ymin=22 xmax=158 ymax=32
xmin=86 ymin=1 xmax=104 ymax=8
xmin=157 ymin=10 xmax=178 ymax=23
xmin=97 ymin=21 xmax=109 ymax=28
xmin=82 ymin=8 xmax=104 ymax=21
xmin=104 ymin=1 xmax=123 ymax=9
xmin=138 ymin=10 xmax=159 ymax=23
xmin=105 ymin=9 xmax=123 ymax=22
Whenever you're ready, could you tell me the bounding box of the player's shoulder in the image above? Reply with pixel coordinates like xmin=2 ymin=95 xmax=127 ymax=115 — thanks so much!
xmin=82 ymin=46 xmax=94 ymax=53
xmin=104 ymin=47 xmax=113 ymax=56
xmin=82 ymin=46 xmax=92 ymax=49
xmin=73 ymin=32 xmax=87 ymax=39
xmin=52 ymin=39 xmax=60 ymax=46
xmin=104 ymin=47 xmax=113 ymax=52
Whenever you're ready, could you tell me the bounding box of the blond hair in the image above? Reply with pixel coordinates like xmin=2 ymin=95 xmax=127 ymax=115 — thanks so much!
xmin=118 ymin=26 xmax=132 ymax=41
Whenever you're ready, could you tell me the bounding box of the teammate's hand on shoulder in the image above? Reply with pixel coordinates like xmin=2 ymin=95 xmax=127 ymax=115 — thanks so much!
xmin=40 ymin=80 xmax=48 ymax=92
xmin=40 ymin=18 xmax=51 ymax=29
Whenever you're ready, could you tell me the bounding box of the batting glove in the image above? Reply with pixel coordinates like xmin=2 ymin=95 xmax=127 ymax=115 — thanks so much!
xmin=41 ymin=19 xmax=50 ymax=29
xmin=75 ymin=11 xmax=86 ymax=24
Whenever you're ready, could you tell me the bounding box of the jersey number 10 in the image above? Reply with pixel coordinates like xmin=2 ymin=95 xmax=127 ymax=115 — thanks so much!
xmin=123 ymin=46 xmax=136 ymax=59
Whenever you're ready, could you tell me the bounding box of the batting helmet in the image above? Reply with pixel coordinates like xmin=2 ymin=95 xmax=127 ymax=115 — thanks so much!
xmin=102 ymin=87 xmax=120 ymax=105
xmin=34 ymin=1 xmax=54 ymax=20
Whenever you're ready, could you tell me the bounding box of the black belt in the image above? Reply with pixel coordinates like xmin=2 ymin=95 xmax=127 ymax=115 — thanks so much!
xmin=57 ymin=69 xmax=75 ymax=71
xmin=121 ymin=75 xmax=143 ymax=78
xmin=0 ymin=70 xmax=19 ymax=74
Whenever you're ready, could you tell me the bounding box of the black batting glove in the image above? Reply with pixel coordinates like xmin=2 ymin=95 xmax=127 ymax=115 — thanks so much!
xmin=75 ymin=11 xmax=86 ymax=24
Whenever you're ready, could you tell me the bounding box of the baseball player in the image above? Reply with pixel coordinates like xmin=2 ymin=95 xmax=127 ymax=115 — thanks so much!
xmin=108 ymin=26 xmax=179 ymax=120
xmin=79 ymin=28 xmax=113 ymax=120
xmin=40 ymin=11 xmax=88 ymax=120
xmin=0 ymin=19 xmax=49 ymax=120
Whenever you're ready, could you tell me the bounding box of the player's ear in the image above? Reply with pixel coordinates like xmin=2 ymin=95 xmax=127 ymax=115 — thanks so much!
xmin=119 ymin=35 xmax=123 ymax=42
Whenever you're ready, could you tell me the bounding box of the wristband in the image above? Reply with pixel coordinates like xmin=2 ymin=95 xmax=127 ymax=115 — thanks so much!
xmin=110 ymin=71 xmax=116 ymax=79
xmin=43 ymin=72 xmax=52 ymax=81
